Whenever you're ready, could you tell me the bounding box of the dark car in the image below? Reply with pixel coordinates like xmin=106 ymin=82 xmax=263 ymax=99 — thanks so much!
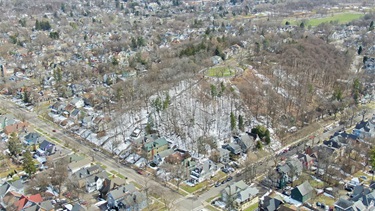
xmin=221 ymin=180 xmax=227 ymax=185
xmin=345 ymin=186 xmax=353 ymax=192
xmin=226 ymin=176 xmax=233 ymax=182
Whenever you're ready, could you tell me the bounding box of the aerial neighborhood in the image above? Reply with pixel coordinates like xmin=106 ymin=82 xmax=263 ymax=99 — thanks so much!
xmin=0 ymin=0 xmax=374 ymax=210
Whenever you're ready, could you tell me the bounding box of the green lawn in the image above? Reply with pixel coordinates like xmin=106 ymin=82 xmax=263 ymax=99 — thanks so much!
xmin=204 ymin=205 xmax=220 ymax=211
xmin=244 ymin=203 xmax=259 ymax=211
xmin=206 ymin=66 xmax=234 ymax=77
xmin=130 ymin=181 xmax=143 ymax=189
xmin=181 ymin=181 xmax=209 ymax=193
xmin=285 ymin=12 xmax=364 ymax=27
xmin=206 ymin=194 xmax=220 ymax=203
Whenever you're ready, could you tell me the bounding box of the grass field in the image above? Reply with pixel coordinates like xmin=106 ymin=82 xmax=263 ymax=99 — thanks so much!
xmin=181 ymin=181 xmax=209 ymax=193
xmin=285 ymin=12 xmax=364 ymax=27
xmin=244 ymin=203 xmax=259 ymax=211
xmin=206 ymin=66 xmax=234 ymax=77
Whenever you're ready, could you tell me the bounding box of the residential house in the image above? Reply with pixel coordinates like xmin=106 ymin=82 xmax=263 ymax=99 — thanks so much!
xmin=0 ymin=180 xmax=25 ymax=200
xmin=73 ymin=165 xmax=107 ymax=193
xmin=70 ymin=108 xmax=81 ymax=122
xmin=14 ymin=194 xmax=43 ymax=210
xmin=1 ymin=191 xmax=22 ymax=210
xmin=63 ymin=104 xmax=75 ymax=117
xmin=39 ymin=140 xmax=56 ymax=155
xmin=0 ymin=114 xmax=16 ymax=131
xmin=297 ymin=153 xmax=314 ymax=169
xmin=71 ymin=97 xmax=84 ymax=108
xmin=23 ymin=133 xmax=42 ymax=150
xmin=81 ymin=116 xmax=94 ymax=128
xmin=4 ymin=122 xmax=28 ymax=135
xmin=277 ymin=157 xmax=303 ymax=183
xmin=68 ymin=158 xmax=92 ymax=174
xmin=221 ymin=180 xmax=259 ymax=210
xmin=335 ymin=198 xmax=367 ymax=211
xmin=50 ymin=102 xmax=66 ymax=114
xmin=223 ymin=143 xmax=242 ymax=155
xmin=190 ymin=160 xmax=217 ymax=183
xmin=84 ymin=171 xmax=108 ymax=193
xmin=218 ymin=148 xmax=230 ymax=164
xmin=143 ymin=137 xmax=169 ymax=159
xmin=234 ymin=133 xmax=255 ymax=153
xmin=260 ymin=195 xmax=284 ymax=211
xmin=106 ymin=184 xmax=136 ymax=209
xmin=290 ymin=181 xmax=314 ymax=203
xmin=99 ymin=177 xmax=127 ymax=198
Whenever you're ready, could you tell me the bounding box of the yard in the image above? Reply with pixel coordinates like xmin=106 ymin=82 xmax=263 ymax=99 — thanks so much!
xmin=244 ymin=203 xmax=259 ymax=211
xmin=311 ymin=194 xmax=336 ymax=207
xmin=206 ymin=66 xmax=234 ymax=77
xmin=352 ymin=170 xmax=373 ymax=185
xmin=284 ymin=12 xmax=364 ymax=27
xmin=181 ymin=180 xmax=209 ymax=193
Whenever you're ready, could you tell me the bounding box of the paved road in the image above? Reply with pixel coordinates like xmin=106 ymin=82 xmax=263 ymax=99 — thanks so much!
xmin=2 ymin=95 xmax=374 ymax=211
xmin=0 ymin=96 xmax=184 ymax=207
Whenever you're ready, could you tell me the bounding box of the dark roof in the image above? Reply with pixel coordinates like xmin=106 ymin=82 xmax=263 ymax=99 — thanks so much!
xmin=39 ymin=140 xmax=54 ymax=150
xmin=335 ymin=198 xmax=354 ymax=209
xmin=24 ymin=132 xmax=40 ymax=140
xmin=294 ymin=181 xmax=313 ymax=196
xmin=262 ymin=196 xmax=283 ymax=211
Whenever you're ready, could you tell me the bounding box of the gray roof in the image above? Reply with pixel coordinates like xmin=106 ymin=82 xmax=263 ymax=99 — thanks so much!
xmin=85 ymin=171 xmax=108 ymax=184
xmin=0 ymin=183 xmax=10 ymax=197
xmin=23 ymin=205 xmax=39 ymax=211
xmin=237 ymin=186 xmax=259 ymax=202
xmin=295 ymin=181 xmax=313 ymax=196
xmin=39 ymin=200 xmax=54 ymax=211
xmin=71 ymin=202 xmax=87 ymax=211
xmin=224 ymin=180 xmax=248 ymax=195
xmin=11 ymin=180 xmax=24 ymax=190
xmin=108 ymin=183 xmax=136 ymax=200
xmin=335 ymin=198 xmax=354 ymax=209
xmin=218 ymin=148 xmax=230 ymax=156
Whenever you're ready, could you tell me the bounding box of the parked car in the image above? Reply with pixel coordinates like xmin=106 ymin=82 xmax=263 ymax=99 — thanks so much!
xmin=215 ymin=182 xmax=221 ymax=187
xmin=226 ymin=176 xmax=233 ymax=182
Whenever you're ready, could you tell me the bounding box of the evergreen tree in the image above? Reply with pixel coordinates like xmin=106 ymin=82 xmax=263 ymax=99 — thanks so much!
xmin=23 ymin=150 xmax=36 ymax=176
xmin=23 ymin=90 xmax=30 ymax=103
xmin=358 ymin=46 xmax=363 ymax=55
xmin=230 ymin=112 xmax=236 ymax=131
xmin=7 ymin=133 xmax=22 ymax=157
xmin=370 ymin=20 xmax=374 ymax=31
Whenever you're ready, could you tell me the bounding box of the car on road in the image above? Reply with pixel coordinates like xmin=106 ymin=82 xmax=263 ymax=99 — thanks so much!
xmin=226 ymin=176 xmax=233 ymax=182
xmin=52 ymin=129 xmax=56 ymax=132
xmin=93 ymin=148 xmax=99 ymax=152
xmin=136 ymin=169 xmax=144 ymax=175
xmin=215 ymin=182 xmax=221 ymax=187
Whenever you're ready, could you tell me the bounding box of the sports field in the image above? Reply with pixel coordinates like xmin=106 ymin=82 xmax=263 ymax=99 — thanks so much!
xmin=285 ymin=12 xmax=364 ymax=26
